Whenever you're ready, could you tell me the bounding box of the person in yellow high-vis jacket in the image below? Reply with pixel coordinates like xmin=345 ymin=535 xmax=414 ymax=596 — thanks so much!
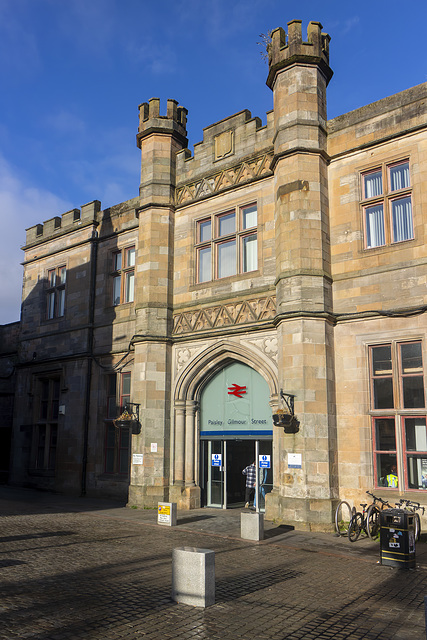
xmin=386 ymin=464 xmax=398 ymax=488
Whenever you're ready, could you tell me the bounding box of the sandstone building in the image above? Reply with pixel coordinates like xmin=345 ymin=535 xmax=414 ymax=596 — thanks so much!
xmin=7 ymin=19 xmax=427 ymax=530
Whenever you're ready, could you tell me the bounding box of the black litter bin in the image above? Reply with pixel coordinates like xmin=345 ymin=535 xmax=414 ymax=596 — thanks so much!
xmin=380 ymin=508 xmax=416 ymax=569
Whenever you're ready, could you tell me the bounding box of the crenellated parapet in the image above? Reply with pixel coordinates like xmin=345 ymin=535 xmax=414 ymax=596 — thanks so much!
xmin=24 ymin=200 xmax=101 ymax=247
xmin=266 ymin=19 xmax=332 ymax=89
xmin=175 ymin=109 xmax=274 ymax=204
xmin=136 ymin=98 xmax=188 ymax=149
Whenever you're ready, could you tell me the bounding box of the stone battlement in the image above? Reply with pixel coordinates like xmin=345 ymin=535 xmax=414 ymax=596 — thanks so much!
xmin=175 ymin=109 xmax=274 ymax=193
xmin=137 ymin=98 xmax=188 ymax=148
xmin=266 ymin=20 xmax=332 ymax=88
xmin=25 ymin=200 xmax=101 ymax=246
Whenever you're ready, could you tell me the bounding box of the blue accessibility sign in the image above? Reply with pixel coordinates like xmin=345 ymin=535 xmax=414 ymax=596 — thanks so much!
xmin=259 ymin=454 xmax=271 ymax=468
xmin=211 ymin=453 xmax=222 ymax=466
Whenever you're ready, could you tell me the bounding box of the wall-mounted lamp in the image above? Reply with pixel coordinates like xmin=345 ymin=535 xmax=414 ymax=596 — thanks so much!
xmin=272 ymin=390 xmax=300 ymax=434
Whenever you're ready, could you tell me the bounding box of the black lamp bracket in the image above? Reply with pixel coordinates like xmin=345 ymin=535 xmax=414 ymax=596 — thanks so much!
xmin=279 ymin=390 xmax=295 ymax=415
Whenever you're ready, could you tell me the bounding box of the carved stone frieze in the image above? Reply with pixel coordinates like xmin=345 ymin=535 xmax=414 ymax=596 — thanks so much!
xmin=176 ymin=151 xmax=274 ymax=206
xmin=173 ymin=295 xmax=276 ymax=335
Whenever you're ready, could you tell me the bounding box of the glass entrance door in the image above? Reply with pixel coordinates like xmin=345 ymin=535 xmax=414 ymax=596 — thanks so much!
xmin=201 ymin=439 xmax=272 ymax=510
xmin=257 ymin=440 xmax=273 ymax=511
xmin=207 ymin=440 xmax=224 ymax=507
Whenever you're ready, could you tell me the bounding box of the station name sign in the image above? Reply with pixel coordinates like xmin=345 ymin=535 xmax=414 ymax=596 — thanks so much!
xmin=207 ymin=419 xmax=268 ymax=425
xmin=200 ymin=367 xmax=272 ymax=433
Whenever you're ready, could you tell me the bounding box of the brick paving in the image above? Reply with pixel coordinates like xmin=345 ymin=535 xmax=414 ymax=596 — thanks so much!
xmin=0 ymin=487 xmax=426 ymax=639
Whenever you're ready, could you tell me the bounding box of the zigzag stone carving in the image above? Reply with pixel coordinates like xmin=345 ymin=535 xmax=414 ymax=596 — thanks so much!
xmin=173 ymin=295 xmax=276 ymax=335
xmin=176 ymin=151 xmax=274 ymax=205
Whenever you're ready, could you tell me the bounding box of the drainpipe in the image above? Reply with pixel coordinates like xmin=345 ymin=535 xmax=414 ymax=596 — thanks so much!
xmin=81 ymin=229 xmax=98 ymax=496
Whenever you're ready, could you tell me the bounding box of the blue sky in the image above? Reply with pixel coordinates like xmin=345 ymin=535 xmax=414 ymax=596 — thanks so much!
xmin=1 ymin=0 xmax=426 ymax=324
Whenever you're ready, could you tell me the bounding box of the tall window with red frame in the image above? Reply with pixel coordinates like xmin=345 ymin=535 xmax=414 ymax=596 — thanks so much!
xmin=112 ymin=247 xmax=135 ymax=306
xmin=105 ymin=372 xmax=131 ymax=475
xmin=370 ymin=341 xmax=427 ymax=490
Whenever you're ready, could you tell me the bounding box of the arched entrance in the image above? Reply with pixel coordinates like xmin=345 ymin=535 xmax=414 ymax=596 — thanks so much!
xmin=199 ymin=362 xmax=273 ymax=509
xmin=171 ymin=339 xmax=278 ymax=510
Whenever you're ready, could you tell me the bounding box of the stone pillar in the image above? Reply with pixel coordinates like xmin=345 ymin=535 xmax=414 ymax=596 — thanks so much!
xmin=172 ymin=547 xmax=215 ymax=607
xmin=265 ymin=20 xmax=337 ymax=531
xmin=128 ymin=98 xmax=188 ymax=509
xmin=241 ymin=512 xmax=264 ymax=541
xmin=174 ymin=401 xmax=186 ymax=485
xmin=170 ymin=399 xmax=201 ymax=510
xmin=185 ymin=400 xmax=197 ymax=486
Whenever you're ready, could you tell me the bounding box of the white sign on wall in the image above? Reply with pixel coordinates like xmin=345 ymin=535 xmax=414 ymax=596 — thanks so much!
xmin=151 ymin=443 xmax=158 ymax=452
xmin=132 ymin=454 xmax=144 ymax=465
xmin=288 ymin=453 xmax=302 ymax=469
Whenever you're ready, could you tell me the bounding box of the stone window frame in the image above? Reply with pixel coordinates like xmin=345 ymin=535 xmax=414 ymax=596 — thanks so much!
xmin=195 ymin=202 xmax=258 ymax=283
xmin=111 ymin=245 xmax=135 ymax=306
xmin=361 ymin=159 xmax=414 ymax=250
xmin=46 ymin=265 xmax=66 ymax=320
xmin=369 ymin=340 xmax=427 ymax=491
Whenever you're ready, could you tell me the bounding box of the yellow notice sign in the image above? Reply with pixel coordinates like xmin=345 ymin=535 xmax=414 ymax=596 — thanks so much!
xmin=158 ymin=505 xmax=170 ymax=516
xmin=158 ymin=503 xmax=171 ymax=524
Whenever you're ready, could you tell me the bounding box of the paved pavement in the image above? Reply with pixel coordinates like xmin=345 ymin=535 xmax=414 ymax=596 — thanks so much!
xmin=1 ymin=486 xmax=426 ymax=640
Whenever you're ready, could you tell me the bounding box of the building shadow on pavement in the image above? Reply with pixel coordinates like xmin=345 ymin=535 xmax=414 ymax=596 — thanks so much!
xmin=176 ymin=515 xmax=216 ymax=526
xmin=215 ymin=564 xmax=302 ymax=603
xmin=0 ymin=530 xmax=75 ymax=543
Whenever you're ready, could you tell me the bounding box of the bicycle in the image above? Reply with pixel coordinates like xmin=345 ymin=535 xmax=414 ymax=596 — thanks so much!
xmin=395 ymin=499 xmax=425 ymax=542
xmin=335 ymin=500 xmax=355 ymax=536
xmin=335 ymin=491 xmax=391 ymax=537
xmin=363 ymin=491 xmax=393 ymax=539
xmin=347 ymin=492 xmax=393 ymax=541
xmin=347 ymin=501 xmax=377 ymax=542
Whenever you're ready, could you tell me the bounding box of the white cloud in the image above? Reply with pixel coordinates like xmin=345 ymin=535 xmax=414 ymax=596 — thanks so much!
xmin=342 ymin=17 xmax=360 ymax=34
xmin=44 ymin=110 xmax=87 ymax=136
xmin=125 ymin=38 xmax=177 ymax=75
xmin=0 ymin=154 xmax=71 ymax=324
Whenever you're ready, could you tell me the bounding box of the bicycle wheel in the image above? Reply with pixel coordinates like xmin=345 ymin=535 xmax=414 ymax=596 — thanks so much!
xmin=414 ymin=512 xmax=421 ymax=542
xmin=367 ymin=505 xmax=380 ymax=539
xmin=335 ymin=501 xmax=352 ymax=536
xmin=348 ymin=513 xmax=363 ymax=542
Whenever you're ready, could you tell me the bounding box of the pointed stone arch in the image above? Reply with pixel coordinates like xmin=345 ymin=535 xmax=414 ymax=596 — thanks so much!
xmin=170 ymin=339 xmax=279 ymax=508
xmin=174 ymin=339 xmax=279 ymax=402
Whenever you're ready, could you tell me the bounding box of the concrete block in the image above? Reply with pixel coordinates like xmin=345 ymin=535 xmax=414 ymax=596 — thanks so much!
xmin=172 ymin=547 xmax=215 ymax=607
xmin=157 ymin=502 xmax=177 ymax=526
xmin=241 ymin=512 xmax=264 ymax=541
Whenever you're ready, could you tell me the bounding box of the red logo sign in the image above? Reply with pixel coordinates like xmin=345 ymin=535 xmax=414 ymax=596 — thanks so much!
xmin=228 ymin=383 xmax=247 ymax=398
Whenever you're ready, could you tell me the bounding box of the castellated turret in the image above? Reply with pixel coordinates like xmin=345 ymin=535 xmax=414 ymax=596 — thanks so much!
xmin=266 ymin=19 xmax=332 ymax=89
xmin=136 ymin=97 xmax=188 ymax=149
xmin=136 ymin=97 xmax=188 ymax=205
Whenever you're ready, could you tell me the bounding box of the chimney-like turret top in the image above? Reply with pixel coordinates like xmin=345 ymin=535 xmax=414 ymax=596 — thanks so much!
xmin=136 ymin=98 xmax=188 ymax=149
xmin=266 ymin=20 xmax=332 ymax=89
